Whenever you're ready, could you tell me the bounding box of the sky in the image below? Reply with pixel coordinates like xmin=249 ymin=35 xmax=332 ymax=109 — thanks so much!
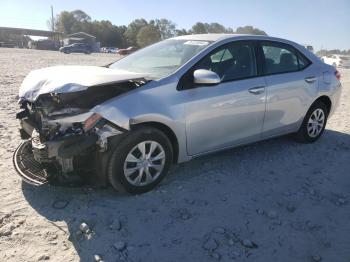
xmin=0 ymin=0 xmax=349 ymax=50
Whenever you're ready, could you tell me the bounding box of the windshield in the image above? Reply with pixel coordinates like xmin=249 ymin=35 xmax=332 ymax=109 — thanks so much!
xmin=109 ymin=39 xmax=211 ymax=79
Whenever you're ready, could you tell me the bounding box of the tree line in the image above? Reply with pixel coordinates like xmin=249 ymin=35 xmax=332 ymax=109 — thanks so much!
xmin=316 ymin=49 xmax=350 ymax=57
xmin=51 ymin=10 xmax=267 ymax=48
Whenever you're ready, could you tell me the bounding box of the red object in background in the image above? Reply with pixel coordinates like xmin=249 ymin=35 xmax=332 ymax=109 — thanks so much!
xmin=335 ymin=70 xmax=341 ymax=80
xmin=117 ymin=46 xmax=137 ymax=55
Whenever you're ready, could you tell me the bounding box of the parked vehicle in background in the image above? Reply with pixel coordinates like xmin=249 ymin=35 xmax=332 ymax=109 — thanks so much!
xmin=321 ymin=54 xmax=350 ymax=68
xmin=117 ymin=46 xmax=137 ymax=55
xmin=14 ymin=34 xmax=342 ymax=194
xmin=0 ymin=42 xmax=15 ymax=48
xmin=101 ymin=47 xmax=118 ymax=53
xmin=303 ymin=44 xmax=314 ymax=53
xmin=59 ymin=43 xmax=92 ymax=54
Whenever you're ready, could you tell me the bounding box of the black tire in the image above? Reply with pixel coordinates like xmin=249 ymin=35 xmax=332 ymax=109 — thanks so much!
xmin=107 ymin=127 xmax=173 ymax=194
xmin=295 ymin=100 xmax=328 ymax=143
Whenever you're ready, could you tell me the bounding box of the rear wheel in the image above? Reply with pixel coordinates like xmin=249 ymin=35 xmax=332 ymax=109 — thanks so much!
xmin=107 ymin=127 xmax=173 ymax=194
xmin=295 ymin=101 xmax=328 ymax=143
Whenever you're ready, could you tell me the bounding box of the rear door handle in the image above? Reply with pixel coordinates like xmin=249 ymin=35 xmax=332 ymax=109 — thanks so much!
xmin=305 ymin=76 xmax=317 ymax=84
xmin=248 ymin=86 xmax=265 ymax=95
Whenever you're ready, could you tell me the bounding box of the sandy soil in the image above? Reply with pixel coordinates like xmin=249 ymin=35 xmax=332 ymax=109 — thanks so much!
xmin=0 ymin=48 xmax=349 ymax=262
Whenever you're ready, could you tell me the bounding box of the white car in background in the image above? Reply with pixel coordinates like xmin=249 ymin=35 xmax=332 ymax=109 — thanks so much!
xmin=322 ymin=54 xmax=350 ymax=68
xmin=101 ymin=47 xmax=118 ymax=53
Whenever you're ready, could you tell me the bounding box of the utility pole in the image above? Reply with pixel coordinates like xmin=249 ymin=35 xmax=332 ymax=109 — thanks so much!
xmin=51 ymin=5 xmax=54 ymax=32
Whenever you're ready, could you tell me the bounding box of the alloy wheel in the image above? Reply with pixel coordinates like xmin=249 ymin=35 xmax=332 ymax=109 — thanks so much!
xmin=307 ymin=108 xmax=325 ymax=138
xmin=123 ymin=141 xmax=166 ymax=186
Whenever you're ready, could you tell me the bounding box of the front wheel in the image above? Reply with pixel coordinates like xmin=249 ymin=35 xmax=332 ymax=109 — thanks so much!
xmin=295 ymin=101 xmax=328 ymax=143
xmin=107 ymin=127 xmax=173 ymax=194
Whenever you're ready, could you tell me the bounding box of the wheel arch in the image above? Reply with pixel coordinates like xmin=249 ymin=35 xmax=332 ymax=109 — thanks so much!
xmin=131 ymin=121 xmax=179 ymax=164
xmin=296 ymin=95 xmax=332 ymax=132
xmin=313 ymin=95 xmax=332 ymax=115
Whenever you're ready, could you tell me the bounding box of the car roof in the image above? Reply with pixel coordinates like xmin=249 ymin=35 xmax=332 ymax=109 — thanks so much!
xmin=171 ymin=34 xmax=322 ymax=65
xmin=172 ymin=33 xmax=247 ymax=42
xmin=172 ymin=33 xmax=299 ymax=45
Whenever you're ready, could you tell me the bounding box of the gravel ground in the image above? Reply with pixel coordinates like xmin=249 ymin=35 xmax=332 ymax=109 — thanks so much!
xmin=0 ymin=48 xmax=349 ymax=262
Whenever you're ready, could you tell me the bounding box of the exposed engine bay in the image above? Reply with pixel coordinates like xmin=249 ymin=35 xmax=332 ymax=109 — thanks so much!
xmin=15 ymin=78 xmax=147 ymax=185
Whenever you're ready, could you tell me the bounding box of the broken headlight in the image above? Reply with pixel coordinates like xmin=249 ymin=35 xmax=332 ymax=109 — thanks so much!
xmin=83 ymin=113 xmax=103 ymax=131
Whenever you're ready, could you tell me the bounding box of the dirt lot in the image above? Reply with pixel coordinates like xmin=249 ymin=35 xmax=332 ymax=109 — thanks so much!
xmin=0 ymin=48 xmax=349 ymax=262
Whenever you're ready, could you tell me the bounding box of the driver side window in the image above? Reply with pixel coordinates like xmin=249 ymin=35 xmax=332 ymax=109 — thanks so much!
xmin=196 ymin=42 xmax=257 ymax=82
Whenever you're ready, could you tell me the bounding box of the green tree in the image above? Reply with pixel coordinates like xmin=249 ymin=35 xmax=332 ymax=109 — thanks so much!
xmin=124 ymin=19 xmax=148 ymax=46
xmin=191 ymin=22 xmax=208 ymax=34
xmin=154 ymin=18 xmax=176 ymax=39
xmin=316 ymin=49 xmax=350 ymax=56
xmin=235 ymin=26 xmax=267 ymax=35
xmin=190 ymin=22 xmax=235 ymax=34
xmin=53 ymin=10 xmax=127 ymax=47
xmin=71 ymin=10 xmax=91 ymax=23
xmin=137 ymin=25 xmax=161 ymax=47
xmin=207 ymin=23 xmax=226 ymax=33
xmin=55 ymin=11 xmax=78 ymax=34
xmin=225 ymin=27 xmax=234 ymax=33
xmin=175 ymin=29 xmax=188 ymax=36
xmin=51 ymin=9 xmax=269 ymax=50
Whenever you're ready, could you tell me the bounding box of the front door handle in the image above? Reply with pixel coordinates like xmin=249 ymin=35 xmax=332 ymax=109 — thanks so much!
xmin=305 ymin=76 xmax=317 ymax=84
xmin=248 ymin=86 xmax=265 ymax=95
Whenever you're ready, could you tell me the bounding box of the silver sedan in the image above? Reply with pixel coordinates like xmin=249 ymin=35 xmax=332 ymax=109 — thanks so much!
xmin=15 ymin=34 xmax=342 ymax=194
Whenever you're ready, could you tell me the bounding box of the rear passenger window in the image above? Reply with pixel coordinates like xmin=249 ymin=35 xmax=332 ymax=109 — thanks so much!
xmin=298 ymin=53 xmax=311 ymax=70
xmin=262 ymin=43 xmax=311 ymax=75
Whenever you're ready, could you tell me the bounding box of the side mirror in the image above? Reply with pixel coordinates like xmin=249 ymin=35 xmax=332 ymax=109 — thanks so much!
xmin=193 ymin=69 xmax=221 ymax=85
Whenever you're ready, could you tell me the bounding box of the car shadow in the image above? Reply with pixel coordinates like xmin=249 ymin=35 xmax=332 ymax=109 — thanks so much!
xmin=21 ymin=129 xmax=350 ymax=261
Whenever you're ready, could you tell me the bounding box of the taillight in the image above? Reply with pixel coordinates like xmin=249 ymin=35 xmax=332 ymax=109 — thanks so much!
xmin=335 ymin=70 xmax=341 ymax=80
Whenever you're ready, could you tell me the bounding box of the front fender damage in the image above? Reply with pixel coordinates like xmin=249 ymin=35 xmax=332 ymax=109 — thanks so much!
xmin=14 ymin=78 xmax=147 ymax=186
xmin=92 ymin=105 xmax=132 ymax=131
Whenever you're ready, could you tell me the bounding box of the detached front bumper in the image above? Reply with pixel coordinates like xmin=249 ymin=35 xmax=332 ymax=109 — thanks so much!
xmin=13 ymin=132 xmax=98 ymax=186
xmin=13 ymin=140 xmax=52 ymax=185
xmin=14 ymin=103 xmax=124 ymax=186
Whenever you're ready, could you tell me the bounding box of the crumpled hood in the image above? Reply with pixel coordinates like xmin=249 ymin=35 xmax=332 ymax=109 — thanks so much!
xmin=19 ymin=65 xmax=147 ymax=102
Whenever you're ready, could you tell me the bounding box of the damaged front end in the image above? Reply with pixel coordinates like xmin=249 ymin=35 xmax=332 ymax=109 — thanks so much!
xmin=14 ymin=79 xmax=145 ymax=186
